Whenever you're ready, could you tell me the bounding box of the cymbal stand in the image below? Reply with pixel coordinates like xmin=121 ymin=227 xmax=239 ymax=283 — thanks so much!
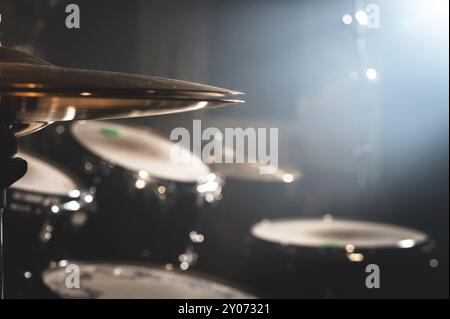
xmin=0 ymin=125 xmax=22 ymax=299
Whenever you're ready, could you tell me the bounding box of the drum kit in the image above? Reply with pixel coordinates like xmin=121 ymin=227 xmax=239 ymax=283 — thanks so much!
xmin=0 ymin=46 xmax=442 ymax=299
xmin=0 ymin=46 xmax=246 ymax=298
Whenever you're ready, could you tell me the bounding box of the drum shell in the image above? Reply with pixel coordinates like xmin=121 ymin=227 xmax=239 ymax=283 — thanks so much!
xmin=84 ymin=169 xmax=205 ymax=264
xmin=5 ymin=182 xmax=94 ymax=298
xmin=242 ymin=234 xmax=440 ymax=298
xmin=23 ymin=123 xmax=217 ymax=265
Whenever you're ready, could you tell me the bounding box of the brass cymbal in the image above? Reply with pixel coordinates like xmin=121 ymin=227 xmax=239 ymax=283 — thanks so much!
xmin=0 ymin=47 xmax=244 ymax=136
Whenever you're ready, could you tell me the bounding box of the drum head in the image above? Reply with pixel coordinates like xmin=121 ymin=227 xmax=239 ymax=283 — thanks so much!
xmin=12 ymin=152 xmax=78 ymax=196
xmin=251 ymin=218 xmax=428 ymax=249
xmin=71 ymin=121 xmax=210 ymax=183
xmin=43 ymin=263 xmax=254 ymax=299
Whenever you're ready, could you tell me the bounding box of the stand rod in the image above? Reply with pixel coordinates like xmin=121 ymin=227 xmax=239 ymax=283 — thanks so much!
xmin=0 ymin=127 xmax=8 ymax=300
xmin=1 ymin=135 xmax=8 ymax=299
xmin=0 ymin=125 xmax=26 ymax=299
xmin=0 ymin=204 xmax=4 ymax=299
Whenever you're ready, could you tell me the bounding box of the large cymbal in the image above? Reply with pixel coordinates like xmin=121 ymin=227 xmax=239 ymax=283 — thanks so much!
xmin=0 ymin=47 xmax=243 ymax=136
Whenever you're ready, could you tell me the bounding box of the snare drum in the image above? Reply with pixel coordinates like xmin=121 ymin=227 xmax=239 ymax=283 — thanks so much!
xmin=244 ymin=217 xmax=440 ymax=298
xmin=54 ymin=121 xmax=223 ymax=267
xmin=5 ymin=152 xmax=95 ymax=298
xmin=43 ymin=261 xmax=254 ymax=299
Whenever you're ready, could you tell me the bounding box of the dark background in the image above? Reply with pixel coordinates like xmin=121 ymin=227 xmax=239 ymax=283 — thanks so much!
xmin=1 ymin=0 xmax=448 ymax=298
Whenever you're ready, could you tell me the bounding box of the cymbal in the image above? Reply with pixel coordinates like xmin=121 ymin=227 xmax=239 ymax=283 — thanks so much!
xmin=212 ymin=162 xmax=302 ymax=183
xmin=0 ymin=47 xmax=243 ymax=136
xmin=206 ymin=145 xmax=301 ymax=183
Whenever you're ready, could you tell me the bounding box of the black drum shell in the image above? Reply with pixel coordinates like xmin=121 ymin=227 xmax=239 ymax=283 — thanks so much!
xmin=20 ymin=123 xmax=213 ymax=265
xmin=80 ymin=166 xmax=205 ymax=264
xmin=5 ymin=176 xmax=94 ymax=298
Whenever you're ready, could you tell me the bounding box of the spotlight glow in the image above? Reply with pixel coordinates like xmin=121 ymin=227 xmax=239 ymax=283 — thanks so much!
xmin=365 ymin=68 xmax=378 ymax=81
xmin=342 ymin=14 xmax=353 ymax=25
xmin=355 ymin=10 xmax=369 ymax=26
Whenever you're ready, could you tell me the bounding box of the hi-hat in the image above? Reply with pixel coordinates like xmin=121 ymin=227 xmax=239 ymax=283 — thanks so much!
xmin=0 ymin=47 xmax=243 ymax=136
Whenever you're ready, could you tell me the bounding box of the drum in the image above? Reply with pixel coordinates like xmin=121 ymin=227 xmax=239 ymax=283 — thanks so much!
xmin=39 ymin=121 xmax=223 ymax=268
xmin=4 ymin=152 xmax=95 ymax=298
xmin=43 ymin=261 xmax=254 ymax=299
xmin=244 ymin=217 xmax=440 ymax=298
xmin=197 ymin=159 xmax=301 ymax=279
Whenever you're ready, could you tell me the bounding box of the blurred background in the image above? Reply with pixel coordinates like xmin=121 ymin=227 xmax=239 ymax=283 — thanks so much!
xmin=0 ymin=0 xmax=448 ymax=298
